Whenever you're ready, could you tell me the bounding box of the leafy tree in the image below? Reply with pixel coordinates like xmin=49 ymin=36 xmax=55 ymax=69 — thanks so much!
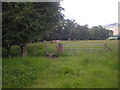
xmin=89 ymin=25 xmax=109 ymax=40
xmin=2 ymin=2 xmax=64 ymax=57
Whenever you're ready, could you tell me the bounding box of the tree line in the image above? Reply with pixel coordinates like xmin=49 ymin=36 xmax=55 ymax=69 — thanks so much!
xmin=2 ymin=2 xmax=113 ymax=57
xmin=41 ymin=19 xmax=113 ymax=41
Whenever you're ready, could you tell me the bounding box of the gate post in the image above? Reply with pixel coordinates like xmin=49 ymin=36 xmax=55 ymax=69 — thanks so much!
xmin=57 ymin=43 xmax=63 ymax=55
xmin=104 ymin=43 xmax=107 ymax=50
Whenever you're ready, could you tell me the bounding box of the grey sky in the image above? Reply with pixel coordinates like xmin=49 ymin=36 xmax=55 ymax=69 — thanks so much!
xmin=60 ymin=0 xmax=119 ymax=27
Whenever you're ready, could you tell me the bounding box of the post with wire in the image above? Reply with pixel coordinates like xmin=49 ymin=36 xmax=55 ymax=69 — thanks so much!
xmin=57 ymin=43 xmax=63 ymax=55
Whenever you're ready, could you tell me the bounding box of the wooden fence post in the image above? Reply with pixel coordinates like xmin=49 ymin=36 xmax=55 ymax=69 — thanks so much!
xmin=57 ymin=43 xmax=63 ymax=55
xmin=105 ymin=43 xmax=107 ymax=50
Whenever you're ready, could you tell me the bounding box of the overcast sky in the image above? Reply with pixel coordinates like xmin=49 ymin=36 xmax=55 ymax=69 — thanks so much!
xmin=60 ymin=0 xmax=119 ymax=27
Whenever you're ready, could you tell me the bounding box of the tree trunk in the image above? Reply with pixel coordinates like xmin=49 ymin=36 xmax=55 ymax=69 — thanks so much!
xmin=21 ymin=42 xmax=27 ymax=57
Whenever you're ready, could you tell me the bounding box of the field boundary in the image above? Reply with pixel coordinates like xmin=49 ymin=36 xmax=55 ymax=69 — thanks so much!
xmin=63 ymin=43 xmax=112 ymax=55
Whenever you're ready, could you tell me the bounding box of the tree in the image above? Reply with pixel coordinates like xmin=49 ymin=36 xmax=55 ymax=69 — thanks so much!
xmin=89 ymin=25 xmax=109 ymax=40
xmin=60 ymin=19 xmax=76 ymax=40
xmin=2 ymin=2 xmax=64 ymax=57
xmin=76 ymin=25 xmax=89 ymax=40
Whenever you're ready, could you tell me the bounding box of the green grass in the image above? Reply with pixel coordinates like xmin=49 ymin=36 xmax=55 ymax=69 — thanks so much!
xmin=2 ymin=40 xmax=118 ymax=88
xmin=2 ymin=57 xmax=50 ymax=88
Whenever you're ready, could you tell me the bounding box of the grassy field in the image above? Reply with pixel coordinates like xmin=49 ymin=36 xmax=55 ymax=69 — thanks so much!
xmin=2 ymin=40 xmax=118 ymax=88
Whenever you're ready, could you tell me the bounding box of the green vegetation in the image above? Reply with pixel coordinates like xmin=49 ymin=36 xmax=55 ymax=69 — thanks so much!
xmin=3 ymin=57 xmax=50 ymax=88
xmin=2 ymin=2 xmax=114 ymax=57
xmin=2 ymin=2 xmax=63 ymax=57
xmin=51 ymin=20 xmax=112 ymax=41
xmin=2 ymin=2 xmax=118 ymax=89
xmin=2 ymin=40 xmax=118 ymax=88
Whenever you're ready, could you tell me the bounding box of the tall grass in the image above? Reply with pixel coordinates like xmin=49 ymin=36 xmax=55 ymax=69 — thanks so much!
xmin=2 ymin=57 xmax=50 ymax=88
xmin=2 ymin=40 xmax=118 ymax=88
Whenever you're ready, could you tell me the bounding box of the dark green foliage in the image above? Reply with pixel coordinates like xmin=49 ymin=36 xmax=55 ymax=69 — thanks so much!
xmin=2 ymin=2 xmax=63 ymax=56
xmin=44 ymin=19 xmax=110 ymax=40
xmin=89 ymin=25 xmax=109 ymax=40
